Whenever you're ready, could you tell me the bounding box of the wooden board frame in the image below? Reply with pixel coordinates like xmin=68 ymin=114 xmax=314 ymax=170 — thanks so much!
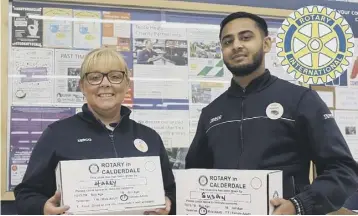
xmin=1 ymin=0 xmax=318 ymax=202
xmin=1 ymin=0 xmax=11 ymax=201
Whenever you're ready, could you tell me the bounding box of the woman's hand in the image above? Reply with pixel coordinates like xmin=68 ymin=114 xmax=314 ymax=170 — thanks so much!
xmin=144 ymin=196 xmax=172 ymax=215
xmin=44 ymin=191 xmax=70 ymax=215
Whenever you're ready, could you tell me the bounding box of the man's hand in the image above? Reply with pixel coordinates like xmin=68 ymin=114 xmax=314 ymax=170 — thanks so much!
xmin=144 ymin=196 xmax=171 ymax=215
xmin=270 ymin=198 xmax=296 ymax=215
xmin=44 ymin=191 xmax=70 ymax=215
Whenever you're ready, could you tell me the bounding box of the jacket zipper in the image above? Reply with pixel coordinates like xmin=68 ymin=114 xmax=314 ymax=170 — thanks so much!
xmin=107 ymin=131 xmax=119 ymax=157
xmin=107 ymin=117 xmax=129 ymax=158
xmin=240 ymin=89 xmax=246 ymax=156
xmin=94 ymin=118 xmax=120 ymax=158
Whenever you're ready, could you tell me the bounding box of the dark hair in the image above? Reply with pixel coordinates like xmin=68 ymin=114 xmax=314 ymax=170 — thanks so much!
xmin=219 ymin=11 xmax=269 ymax=39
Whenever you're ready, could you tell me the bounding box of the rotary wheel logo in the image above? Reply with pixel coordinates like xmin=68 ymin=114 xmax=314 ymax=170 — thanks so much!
xmin=198 ymin=175 xmax=208 ymax=186
xmin=276 ymin=5 xmax=355 ymax=84
xmin=88 ymin=163 xmax=100 ymax=174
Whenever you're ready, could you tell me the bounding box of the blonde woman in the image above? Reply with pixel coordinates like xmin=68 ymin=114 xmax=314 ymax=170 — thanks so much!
xmin=14 ymin=48 xmax=176 ymax=215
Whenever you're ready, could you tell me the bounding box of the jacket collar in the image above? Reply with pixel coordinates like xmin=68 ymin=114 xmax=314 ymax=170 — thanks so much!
xmin=227 ymin=69 xmax=276 ymax=97
xmin=78 ymin=103 xmax=132 ymax=129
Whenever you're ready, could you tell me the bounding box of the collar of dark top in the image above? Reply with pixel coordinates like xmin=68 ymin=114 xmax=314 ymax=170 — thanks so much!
xmin=227 ymin=69 xmax=276 ymax=97
xmin=109 ymin=122 xmax=118 ymax=127
xmin=78 ymin=103 xmax=132 ymax=129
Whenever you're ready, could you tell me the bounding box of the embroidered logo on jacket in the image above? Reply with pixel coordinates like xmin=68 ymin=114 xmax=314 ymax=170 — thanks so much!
xmin=323 ymin=113 xmax=334 ymax=119
xmin=77 ymin=138 xmax=92 ymax=142
xmin=210 ymin=115 xmax=222 ymax=124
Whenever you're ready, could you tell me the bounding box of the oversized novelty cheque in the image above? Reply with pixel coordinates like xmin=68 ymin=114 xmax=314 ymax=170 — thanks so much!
xmin=176 ymin=169 xmax=282 ymax=215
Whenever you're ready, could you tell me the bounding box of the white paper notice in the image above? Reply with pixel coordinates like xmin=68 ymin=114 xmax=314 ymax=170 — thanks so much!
xmin=133 ymin=80 xmax=189 ymax=101
xmin=54 ymin=49 xmax=88 ymax=105
xmin=269 ymin=28 xmax=278 ymax=44
xmin=187 ymin=28 xmax=225 ymax=80
xmin=132 ymin=23 xmax=189 ymax=103
xmin=11 ymin=47 xmax=55 ymax=104
xmin=316 ymin=91 xmax=334 ymax=108
xmin=43 ymin=8 xmax=73 ymax=48
xmin=266 ymin=43 xmax=296 ymax=82
xmin=189 ymin=81 xmax=228 ymax=104
xmin=73 ymin=10 xmax=101 ymax=49
xmin=102 ymin=11 xmax=131 ymax=52
xmin=10 ymin=165 xmax=27 ymax=186
xmin=334 ymin=110 xmax=358 ymax=161
xmin=188 ymin=81 xmax=228 ymax=142
xmin=189 ymin=104 xmax=205 ymax=142
xmin=335 ymin=87 xmax=358 ymax=110
xmin=132 ymin=109 xmax=189 ymax=148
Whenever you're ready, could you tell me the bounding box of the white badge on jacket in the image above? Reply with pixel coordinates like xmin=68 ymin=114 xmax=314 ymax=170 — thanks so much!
xmin=134 ymin=138 xmax=148 ymax=152
xmin=266 ymin=102 xmax=284 ymax=120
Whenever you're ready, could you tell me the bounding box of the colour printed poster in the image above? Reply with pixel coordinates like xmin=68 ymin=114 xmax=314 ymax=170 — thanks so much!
xmin=8 ymin=106 xmax=76 ymax=190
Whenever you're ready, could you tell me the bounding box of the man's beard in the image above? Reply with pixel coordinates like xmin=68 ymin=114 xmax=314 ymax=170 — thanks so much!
xmin=224 ymin=49 xmax=264 ymax=77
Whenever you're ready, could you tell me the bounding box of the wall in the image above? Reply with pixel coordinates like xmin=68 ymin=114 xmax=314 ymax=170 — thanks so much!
xmin=1 ymin=0 xmax=358 ymax=214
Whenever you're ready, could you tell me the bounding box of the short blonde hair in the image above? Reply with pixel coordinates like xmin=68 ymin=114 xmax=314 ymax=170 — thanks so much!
xmin=80 ymin=47 xmax=130 ymax=80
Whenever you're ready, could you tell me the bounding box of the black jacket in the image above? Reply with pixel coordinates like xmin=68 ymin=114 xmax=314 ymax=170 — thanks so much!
xmin=14 ymin=104 xmax=176 ymax=215
xmin=185 ymin=70 xmax=358 ymax=214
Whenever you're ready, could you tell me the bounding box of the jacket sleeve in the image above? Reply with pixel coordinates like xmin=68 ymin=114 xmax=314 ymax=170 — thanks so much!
xmin=158 ymin=136 xmax=176 ymax=215
xmin=14 ymin=126 xmax=58 ymax=215
xmin=294 ymin=89 xmax=358 ymax=214
xmin=185 ymin=110 xmax=214 ymax=169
